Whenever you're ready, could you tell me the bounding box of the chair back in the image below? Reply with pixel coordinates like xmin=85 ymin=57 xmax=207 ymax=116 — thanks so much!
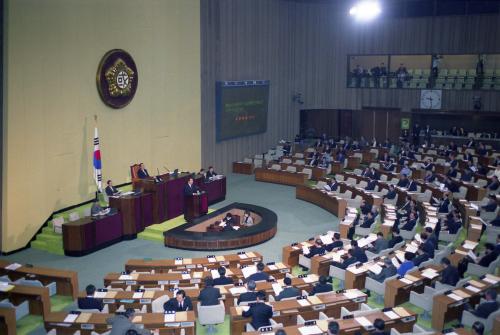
xmin=197 ymin=302 xmax=225 ymax=325
xmin=130 ymin=164 xmax=141 ymax=179
xmin=152 ymin=295 xmax=170 ymax=313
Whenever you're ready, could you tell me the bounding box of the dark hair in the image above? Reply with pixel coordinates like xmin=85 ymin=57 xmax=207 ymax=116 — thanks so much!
xmin=351 ymin=240 xmax=358 ymax=247
xmin=472 ymin=321 xmax=485 ymax=335
xmin=484 ymin=243 xmax=495 ymax=251
xmin=334 ymin=232 xmax=340 ymax=240
xmin=420 ymin=232 xmax=428 ymax=240
xmin=319 ymin=275 xmax=327 ymax=285
xmin=126 ymin=330 xmax=139 ymax=335
xmin=176 ymin=289 xmax=186 ymax=298
xmin=256 ymin=262 xmax=265 ymax=271
xmin=283 ymin=277 xmax=292 ymax=286
xmin=85 ymin=284 xmax=96 ymax=295
xmin=275 ymin=330 xmax=287 ymax=335
xmin=107 ymin=180 xmax=111 ymax=185
xmin=485 ymin=288 xmax=497 ymax=300
xmin=377 ymin=232 xmax=383 ymax=237
xmin=441 ymin=257 xmax=451 ymax=266
xmin=315 ymin=239 xmax=323 ymax=245
xmin=392 ymin=228 xmax=400 ymax=235
xmin=404 ymin=252 xmax=414 ymax=261
xmin=204 ymin=276 xmax=214 ymax=287
xmin=124 ymin=308 xmax=135 ymax=318
xmin=425 ymin=227 xmax=433 ymax=233
xmin=328 ymin=321 xmax=340 ymax=334
xmin=347 ymin=249 xmax=354 ymax=256
xmin=247 ymin=280 xmax=256 ymax=291
xmin=373 ymin=318 xmax=385 ymax=331
xmin=218 ymin=266 xmax=226 ymax=276
xmin=256 ymin=290 xmax=266 ymax=300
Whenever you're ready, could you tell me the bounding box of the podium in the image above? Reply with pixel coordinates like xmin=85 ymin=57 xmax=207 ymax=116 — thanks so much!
xmin=184 ymin=192 xmax=208 ymax=221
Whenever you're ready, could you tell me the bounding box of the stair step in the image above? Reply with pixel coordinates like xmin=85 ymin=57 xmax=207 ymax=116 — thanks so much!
xmin=37 ymin=234 xmax=63 ymax=244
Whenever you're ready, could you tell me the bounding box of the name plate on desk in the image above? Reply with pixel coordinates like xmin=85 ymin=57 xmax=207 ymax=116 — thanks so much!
xmin=140 ymin=299 xmax=152 ymax=304
xmin=180 ymin=322 xmax=195 ymax=327
xmin=81 ymin=324 xmax=95 ymax=330
xmin=402 ymin=316 xmax=416 ymax=323
xmin=272 ymin=310 xmax=281 ymax=317
xmin=252 ymin=257 xmax=260 ymax=262
xmin=186 ymin=264 xmax=196 ymax=269
xmin=280 ymin=268 xmax=290 ymax=273
xmin=190 ymin=279 xmax=201 ymax=284
xmin=312 ymin=304 xmax=326 ymax=310
xmin=158 ymin=281 xmax=169 ymax=285
xmin=103 ymin=299 xmax=116 ymax=304
xmin=220 ymin=261 xmax=229 ymax=266
xmin=125 ymin=281 xmax=137 ymax=285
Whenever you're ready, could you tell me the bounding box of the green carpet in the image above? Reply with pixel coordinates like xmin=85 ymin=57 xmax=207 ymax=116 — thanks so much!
xmin=196 ymin=315 xmax=231 ymax=335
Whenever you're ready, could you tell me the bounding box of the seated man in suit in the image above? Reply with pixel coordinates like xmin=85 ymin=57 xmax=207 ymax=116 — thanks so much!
xmin=275 ymin=277 xmax=300 ymax=301
xmin=485 ymin=176 xmax=500 ymax=191
xmin=422 ymin=159 xmax=434 ymax=171
xmin=106 ymin=309 xmax=150 ymax=335
xmin=400 ymin=212 xmax=417 ymax=231
xmin=324 ymin=178 xmax=339 ymax=192
xmin=184 ymin=177 xmax=199 ymax=196
xmin=136 ymin=163 xmax=150 ymax=179
xmin=424 ymin=226 xmax=438 ymax=250
xmin=466 ymin=289 xmax=499 ymax=319
xmin=213 ymin=266 xmax=234 ymax=286
xmin=78 ymin=284 xmax=104 ymax=311
xmin=351 ymin=240 xmax=368 ymax=263
xmin=359 ymin=200 xmax=372 ymax=215
xmin=397 ymin=252 xmax=415 ymax=276
xmin=325 ymin=233 xmax=343 ymax=252
xmin=365 ymin=178 xmax=378 ymax=191
xmin=247 ymin=262 xmax=270 ymax=282
xmin=482 ymin=195 xmax=498 ymax=212
xmin=420 ymin=232 xmax=435 ymax=258
xmin=406 ymin=178 xmax=417 ymax=192
xmin=412 ymin=244 xmax=430 ymax=266
xmin=384 ymin=184 xmax=397 ymax=200
xmin=397 ymin=174 xmax=410 ymax=188
xmin=440 ymin=257 xmax=459 ymax=286
xmin=436 ymin=194 xmax=451 ymax=213
xmin=461 ymin=168 xmax=474 ymax=182
xmin=476 ymin=143 xmax=488 ymax=156
xmin=305 ymin=239 xmax=326 ymax=258
xmin=164 ymin=289 xmax=193 ymax=312
xmin=470 ymin=243 xmax=499 ymax=268
xmin=447 ymin=167 xmax=458 ymax=178
xmin=368 ymin=258 xmax=397 ymax=283
xmin=309 ymin=275 xmax=333 ymax=295
xmin=388 ymin=228 xmax=403 ymax=248
xmin=237 ymin=280 xmax=258 ymax=305
xmin=242 ymin=291 xmax=273 ymax=330
xmin=424 ymin=170 xmax=436 ymax=183
xmin=372 ymin=318 xmax=389 ymax=335
xmin=360 ymin=211 xmax=375 ymax=228
xmin=331 ymin=248 xmax=357 ymax=269
xmin=206 ymin=166 xmax=217 ymax=179
xmin=441 ymin=211 xmax=462 ymax=234
xmin=105 ymin=180 xmax=121 ymax=197
xmin=197 ymin=277 xmax=221 ymax=306
xmin=383 ymin=159 xmax=395 ymax=172
xmin=220 ymin=213 xmax=236 ymax=231
xmin=369 ymin=232 xmax=388 ymax=253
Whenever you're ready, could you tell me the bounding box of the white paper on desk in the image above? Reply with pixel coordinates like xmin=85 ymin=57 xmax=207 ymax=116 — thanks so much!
xmin=233 ymin=226 xmax=240 ymax=231
xmin=64 ymin=314 xmax=79 ymax=323
xmin=355 ymin=316 xmax=373 ymax=328
xmin=447 ymin=293 xmax=463 ymax=301
xmin=210 ymin=269 xmax=220 ymax=279
xmin=396 ymin=252 xmax=406 ymax=263
xmin=405 ymin=244 xmax=418 ymax=253
xmin=133 ymin=292 xmax=143 ymax=299
xmin=298 ymin=325 xmax=322 ymax=335
xmin=164 ymin=313 xmax=176 ymax=322
xmin=5 ymin=263 xmax=22 ymax=270
xmin=483 ymin=276 xmax=498 ymax=285
xmin=238 ymin=253 xmax=248 ymax=259
xmin=384 ymin=311 xmax=399 ymax=320
xmin=421 ymin=270 xmax=438 ymax=279
xmin=471 ymin=204 xmax=479 ymax=210
xmin=0 ymin=284 xmax=14 ymax=292
xmin=229 ymin=287 xmax=247 ymax=295
xmin=297 ymin=299 xmax=311 ymax=307
xmin=357 ymin=237 xmax=369 ymax=248
xmin=302 ymin=246 xmax=310 ymax=255
xmin=400 ymin=278 xmax=413 ymax=285
xmin=182 ymin=273 xmax=191 ymax=280
xmin=242 ymin=266 xmax=257 ymax=278
xmin=368 ymin=264 xmax=383 ymax=275
xmin=208 ymin=257 xmax=216 ymax=263
xmin=463 ymin=240 xmax=478 ymax=250
xmin=292 ymin=246 xmax=300 ymax=250
xmin=344 ymin=289 xmax=363 ymax=300
xmin=465 ymin=285 xmax=481 ymax=293
xmin=94 ymin=291 xmax=107 ymax=298
xmin=119 ymin=275 xmax=132 ymax=280
xmin=320 ymin=235 xmax=333 ymax=245
xmin=175 ymin=259 xmax=182 ymax=265
xmin=332 ymin=253 xmax=342 ymax=263
xmin=467 ymin=251 xmax=478 ymax=262
xmin=303 ymin=275 xmax=316 ymax=283
xmin=268 ymin=264 xmax=277 ymax=270
xmin=219 ymin=222 xmax=226 ymax=227
xmin=272 ymin=283 xmax=283 ymax=296
xmin=391 ymin=257 xmax=400 ymax=268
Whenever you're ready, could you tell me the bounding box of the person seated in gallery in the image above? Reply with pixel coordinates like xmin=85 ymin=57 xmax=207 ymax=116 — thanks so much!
xmin=405 ymin=177 xmax=417 ymax=192
xmin=467 ymin=243 xmax=499 ymax=268
xmin=396 ymin=252 xmax=415 ymax=276
xmin=247 ymin=262 xmax=270 ymax=282
xmin=365 ymin=178 xmax=378 ymax=191
xmin=309 ymin=275 xmax=333 ymax=295
xmin=183 ymin=177 xmax=199 ymax=196
xmin=275 ymin=277 xmax=300 ymax=301
xmin=220 ymin=213 xmax=236 ymax=231
xmin=325 ymin=233 xmax=343 ymax=252
xmin=446 ymin=166 xmax=458 ymax=178
xmin=441 ymin=210 xmax=462 ymax=235
xmin=485 ymin=176 xmax=499 ymax=191
xmin=164 ymin=289 xmax=193 ymax=312
xmin=237 ymin=280 xmax=258 ymax=305
xmin=359 ymin=199 xmax=372 ymax=215
xmin=481 ymin=195 xmax=498 ymax=212
xmin=382 ymin=159 xmax=396 ymax=172
xmin=388 ymin=228 xmax=403 ymax=248
xmin=350 ymin=240 xmax=367 ymax=263
xmin=465 ymin=289 xmax=499 ymax=319
xmin=198 ymin=168 xmax=208 ymax=182
xmin=412 ymin=244 xmax=430 ymax=267
xmin=368 ymin=232 xmax=388 ymax=254
xmin=242 ymin=210 xmax=254 ymax=226
xmin=213 ymin=266 xmax=234 ymax=286
xmin=360 ymin=211 xmax=375 ymax=228
xmin=105 ymin=180 xmax=121 ymax=197
xmin=78 ymin=284 xmax=104 ymax=311
xmin=323 ymin=178 xmax=339 ymax=192
xmin=305 ymin=239 xmax=326 ymax=258
xmin=422 ymin=159 xmax=434 ymax=171
xmin=396 ymin=174 xmax=410 ymax=188
xmin=400 ymin=211 xmax=417 ymax=231
xmin=331 ymin=248 xmax=357 ymax=269
xmin=367 ymin=258 xmax=397 ymax=283
xmin=206 ymin=166 xmax=218 ymax=180
xmin=476 ymin=142 xmax=488 ymax=156
xmin=424 ymin=170 xmax=436 ymax=183
xmin=136 ymin=163 xmax=150 ymax=179
xmin=383 ymin=184 xmax=397 ymax=200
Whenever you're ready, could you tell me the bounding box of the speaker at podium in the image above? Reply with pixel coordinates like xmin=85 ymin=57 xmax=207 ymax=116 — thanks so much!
xmin=184 ymin=191 xmax=208 ymax=221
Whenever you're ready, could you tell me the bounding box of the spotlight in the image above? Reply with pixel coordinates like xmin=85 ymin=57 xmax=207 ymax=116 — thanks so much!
xmin=349 ymin=1 xmax=381 ymax=21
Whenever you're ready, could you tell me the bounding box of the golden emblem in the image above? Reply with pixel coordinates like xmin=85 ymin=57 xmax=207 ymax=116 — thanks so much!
xmin=105 ymin=58 xmax=135 ymax=97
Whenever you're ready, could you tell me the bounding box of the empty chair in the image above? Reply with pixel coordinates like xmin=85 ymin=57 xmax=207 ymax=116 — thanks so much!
xmin=0 ymin=299 xmax=30 ymax=320
xmin=298 ymin=254 xmax=311 ymax=269
xmin=302 ymin=168 xmax=312 ymax=179
xmin=52 ymin=217 xmax=65 ymax=234
xmin=286 ymin=166 xmax=296 ymax=173
xmin=282 ymin=158 xmax=292 ymax=164
xmin=453 ymin=186 xmax=467 ymax=200
xmin=435 ymin=276 xmax=470 ymax=292
xmin=355 ymin=219 xmax=376 ymax=237
xmin=152 ymin=295 xmax=170 ymax=313
xmin=197 ymin=301 xmax=225 ymax=334
xmin=417 ymin=190 xmax=433 ymax=203
xmin=409 ymin=286 xmax=448 ymax=320
xmin=390 ymin=324 xmax=435 ymax=335
xmin=358 ymin=181 xmax=368 ymax=188
xmin=383 ymin=194 xmax=398 ymax=206
xmin=433 ymin=243 xmax=453 ymax=264
xmin=296 ymin=159 xmax=305 ymax=165
xmin=340 ymin=303 xmax=376 ymax=318
xmin=364 ymin=274 xmax=398 ymax=305
xmin=15 ymin=278 xmax=57 ymax=296
xmin=345 ymin=178 xmax=357 ymax=185
xmin=315 ymin=181 xmax=327 ymax=190
xmin=485 ymin=224 xmax=500 ymax=244
xmin=480 ymin=208 xmax=499 ymax=222
xmin=254 ymin=159 xmax=263 ymax=168
xmin=83 ymin=206 xmax=92 ymax=217
xmin=353 ymin=168 xmax=363 ymax=175
xmin=347 ymin=195 xmax=362 ymax=208
xmin=369 ymin=163 xmax=380 ymax=169
xmin=379 ymin=174 xmax=388 ymax=182
xmin=294 ymin=153 xmax=304 ymax=159
xmin=270 ymin=164 xmax=281 ymax=171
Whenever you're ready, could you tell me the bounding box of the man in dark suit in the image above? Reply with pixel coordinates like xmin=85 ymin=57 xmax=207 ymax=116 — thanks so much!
xmin=325 ymin=233 xmax=343 ymax=252
xmin=420 ymin=232 xmax=435 ymax=258
xmin=309 ymin=275 xmax=332 ymax=295
xmin=424 ymin=170 xmax=436 ymax=183
xmin=137 ymin=163 xmax=150 ymax=179
xmin=397 ymin=175 xmax=410 ymax=188
xmin=422 ymin=159 xmax=434 ymax=171
xmin=163 ymin=290 xmax=193 ymax=312
xmin=184 ymin=177 xmax=199 ymax=196
xmin=351 ymin=240 xmax=368 ymax=263
xmin=447 ymin=167 xmax=458 ymax=178
xmin=437 ymin=195 xmax=451 ymax=213
xmin=475 ymin=243 xmax=499 ymax=267
xmin=360 ymin=212 xmax=375 ymax=228
xmin=360 ymin=200 xmax=372 ymax=215
xmin=331 ymin=248 xmax=357 ymax=269
xmin=424 ymin=227 xmax=438 ymax=250
xmin=372 ymin=318 xmax=389 ymax=335
xmin=467 ymin=289 xmax=499 ymax=319
xmin=275 ymin=277 xmax=300 ymax=301
xmin=369 ymin=232 xmax=388 ymax=253
xmin=406 ymin=178 xmax=417 ymax=192
xmin=237 ymin=280 xmax=258 ymax=305
xmin=368 ymin=258 xmax=397 ymax=282
xmin=106 ymin=309 xmax=150 ymax=335
xmin=306 ymin=239 xmax=326 ymax=258
xmin=242 ymin=291 xmax=273 ymax=330
xmin=77 ymin=284 xmax=103 ymax=311
xmin=384 ymin=185 xmax=397 ymax=200
xmin=401 ymin=212 xmax=417 ymax=231
xmin=206 ymin=166 xmax=217 ymax=179
xmin=365 ymin=178 xmax=378 ymax=191
xmin=105 ymin=180 xmax=120 ymax=197
xmin=388 ymin=228 xmax=403 ymax=248
xmin=197 ymin=277 xmax=221 ymax=306
xmin=247 ymin=263 xmax=270 ymax=282
xmin=383 ymin=160 xmax=395 ymax=172
xmin=413 ymin=244 xmax=430 ymax=266
xmin=440 ymin=257 xmax=459 ymax=286
xmin=482 ymin=195 xmax=498 ymax=212
xmin=213 ymin=266 xmax=234 ymax=286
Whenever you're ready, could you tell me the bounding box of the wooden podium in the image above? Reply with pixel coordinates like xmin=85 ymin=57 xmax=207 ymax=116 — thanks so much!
xmin=184 ymin=192 xmax=208 ymax=221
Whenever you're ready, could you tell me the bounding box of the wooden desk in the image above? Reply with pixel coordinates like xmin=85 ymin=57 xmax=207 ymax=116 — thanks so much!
xmin=279 ymin=163 xmax=327 ymax=181
xmin=347 ymin=157 xmax=361 ymax=170
xmin=233 ymin=162 xmax=254 ymax=175
xmin=0 ymin=284 xmax=51 ymax=317
xmin=295 ymin=186 xmax=347 ymax=220
xmin=109 ymin=193 xmax=153 ymax=237
xmin=44 ymin=311 xmax=196 ymax=335
xmin=125 ymin=252 xmax=263 ymax=273
xmin=432 ymin=275 xmax=498 ymax=331
xmin=331 ymin=162 xmax=344 ymax=174
xmin=462 ymin=183 xmax=487 ymax=202
xmin=230 ymin=290 xmax=366 ymax=335
xmin=384 ymin=265 xmax=443 ymax=307
xmin=0 ymin=307 xmax=16 ymax=335
xmin=0 ymin=261 xmax=79 ymax=299
xmin=467 ymin=217 xmax=483 ymax=241
xmin=242 ymin=307 xmax=417 ymax=335
xmin=255 ymin=168 xmax=307 ymax=186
